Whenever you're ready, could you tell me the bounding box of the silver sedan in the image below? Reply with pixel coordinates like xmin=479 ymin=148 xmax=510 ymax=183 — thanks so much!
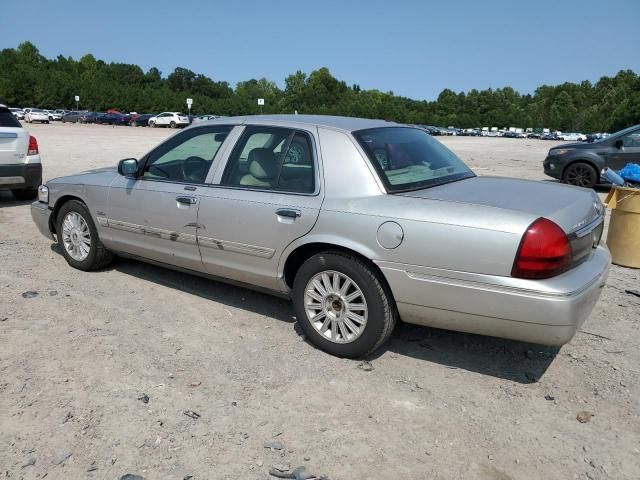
xmin=31 ymin=115 xmax=610 ymax=357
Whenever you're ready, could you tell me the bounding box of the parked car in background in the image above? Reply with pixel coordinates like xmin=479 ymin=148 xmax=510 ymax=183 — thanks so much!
xmin=544 ymin=124 xmax=640 ymax=188
xmin=0 ymin=105 xmax=42 ymax=200
xmin=48 ymin=110 xmax=63 ymax=121
xmin=25 ymin=108 xmax=50 ymax=124
xmin=542 ymin=132 xmax=559 ymax=140
xmin=129 ymin=113 xmax=155 ymax=127
xmin=9 ymin=108 xmax=25 ymax=120
xmin=95 ymin=112 xmax=131 ymax=126
xmin=192 ymin=114 xmax=220 ymax=124
xmin=80 ymin=112 xmax=98 ymax=124
xmin=558 ymin=132 xmax=586 ymax=142
xmin=31 ymin=115 xmax=609 ymax=358
xmin=62 ymin=111 xmax=84 ymax=123
xmin=148 ymin=112 xmax=190 ymax=128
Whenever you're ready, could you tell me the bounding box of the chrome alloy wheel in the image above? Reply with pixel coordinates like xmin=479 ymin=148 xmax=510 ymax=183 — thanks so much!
xmin=61 ymin=211 xmax=91 ymax=261
xmin=304 ymin=270 xmax=368 ymax=344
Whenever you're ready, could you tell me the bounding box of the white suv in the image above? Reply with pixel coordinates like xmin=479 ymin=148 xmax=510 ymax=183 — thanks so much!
xmin=148 ymin=112 xmax=190 ymax=128
xmin=0 ymin=105 xmax=42 ymax=200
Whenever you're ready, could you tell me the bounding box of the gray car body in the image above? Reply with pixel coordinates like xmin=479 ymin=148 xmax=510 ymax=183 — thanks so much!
xmin=543 ymin=124 xmax=640 ymax=183
xmin=32 ymin=115 xmax=610 ymax=346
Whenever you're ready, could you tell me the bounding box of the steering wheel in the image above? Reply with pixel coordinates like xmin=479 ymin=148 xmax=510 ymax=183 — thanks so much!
xmin=182 ymin=156 xmax=209 ymax=183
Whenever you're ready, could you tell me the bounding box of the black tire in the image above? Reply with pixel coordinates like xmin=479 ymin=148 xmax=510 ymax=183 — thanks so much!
xmin=56 ymin=200 xmax=113 ymax=271
xmin=149 ymin=121 xmax=156 ymax=128
xmin=169 ymin=121 xmax=176 ymax=129
xmin=11 ymin=189 xmax=38 ymax=200
xmin=292 ymin=251 xmax=397 ymax=358
xmin=131 ymin=121 xmax=137 ymax=127
xmin=563 ymin=161 xmax=598 ymax=188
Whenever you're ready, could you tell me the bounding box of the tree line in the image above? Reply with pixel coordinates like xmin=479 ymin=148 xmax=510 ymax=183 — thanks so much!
xmin=1 ymin=42 xmax=638 ymax=132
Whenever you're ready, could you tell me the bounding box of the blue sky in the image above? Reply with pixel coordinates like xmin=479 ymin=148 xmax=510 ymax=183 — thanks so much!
xmin=2 ymin=0 xmax=639 ymax=100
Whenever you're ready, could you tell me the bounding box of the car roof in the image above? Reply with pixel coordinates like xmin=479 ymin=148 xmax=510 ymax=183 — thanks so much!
xmin=200 ymin=114 xmax=397 ymax=133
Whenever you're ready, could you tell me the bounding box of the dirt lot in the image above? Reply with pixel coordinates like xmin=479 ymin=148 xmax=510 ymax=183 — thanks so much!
xmin=1 ymin=123 xmax=638 ymax=480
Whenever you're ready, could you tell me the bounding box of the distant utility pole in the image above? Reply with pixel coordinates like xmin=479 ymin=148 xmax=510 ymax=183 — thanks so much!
xmin=74 ymin=95 xmax=80 ymax=111
xmin=258 ymin=98 xmax=264 ymax=114
xmin=186 ymin=98 xmax=193 ymax=118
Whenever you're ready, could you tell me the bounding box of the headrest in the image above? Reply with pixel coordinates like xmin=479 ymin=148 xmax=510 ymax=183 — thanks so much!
xmin=248 ymin=148 xmax=277 ymax=179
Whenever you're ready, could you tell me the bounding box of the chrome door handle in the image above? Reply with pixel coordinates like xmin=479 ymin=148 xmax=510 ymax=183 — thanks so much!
xmin=176 ymin=196 xmax=197 ymax=205
xmin=276 ymin=208 xmax=301 ymax=219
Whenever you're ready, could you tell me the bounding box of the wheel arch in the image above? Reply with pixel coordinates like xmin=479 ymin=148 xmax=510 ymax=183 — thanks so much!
xmin=50 ymin=194 xmax=87 ymax=233
xmin=281 ymin=240 xmax=391 ymax=296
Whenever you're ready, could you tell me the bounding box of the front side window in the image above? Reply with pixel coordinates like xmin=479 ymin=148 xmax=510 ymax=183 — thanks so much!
xmin=621 ymin=129 xmax=640 ymax=148
xmin=353 ymin=127 xmax=475 ymax=192
xmin=221 ymin=127 xmax=315 ymax=193
xmin=141 ymin=126 xmax=232 ymax=183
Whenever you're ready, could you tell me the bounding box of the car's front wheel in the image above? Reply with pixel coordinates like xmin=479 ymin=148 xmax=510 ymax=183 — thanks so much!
xmin=563 ymin=162 xmax=598 ymax=188
xmin=149 ymin=121 xmax=156 ymax=128
xmin=56 ymin=200 xmax=113 ymax=271
xmin=292 ymin=251 xmax=397 ymax=358
xmin=170 ymin=121 xmax=176 ymax=128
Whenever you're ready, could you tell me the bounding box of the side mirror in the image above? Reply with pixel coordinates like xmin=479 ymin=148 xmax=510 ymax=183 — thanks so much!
xmin=118 ymin=158 xmax=139 ymax=177
xmin=614 ymin=139 xmax=624 ymax=149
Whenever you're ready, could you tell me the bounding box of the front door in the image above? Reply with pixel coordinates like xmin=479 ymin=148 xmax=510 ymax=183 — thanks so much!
xmin=105 ymin=125 xmax=233 ymax=272
xmin=605 ymin=127 xmax=640 ymax=170
xmin=196 ymin=125 xmax=323 ymax=291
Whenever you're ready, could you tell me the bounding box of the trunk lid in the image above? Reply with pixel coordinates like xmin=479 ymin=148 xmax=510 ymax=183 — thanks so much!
xmin=400 ymin=176 xmax=602 ymax=234
xmin=401 ymin=176 xmax=604 ymax=269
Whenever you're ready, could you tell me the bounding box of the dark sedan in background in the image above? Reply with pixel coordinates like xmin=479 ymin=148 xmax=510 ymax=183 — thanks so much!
xmin=544 ymin=124 xmax=640 ymax=187
xmin=129 ymin=113 xmax=155 ymax=127
xmin=95 ymin=112 xmax=130 ymax=126
xmin=62 ymin=111 xmax=98 ymax=124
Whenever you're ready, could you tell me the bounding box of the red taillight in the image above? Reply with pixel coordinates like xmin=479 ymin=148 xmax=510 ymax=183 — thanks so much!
xmin=27 ymin=135 xmax=39 ymax=156
xmin=512 ymin=218 xmax=572 ymax=279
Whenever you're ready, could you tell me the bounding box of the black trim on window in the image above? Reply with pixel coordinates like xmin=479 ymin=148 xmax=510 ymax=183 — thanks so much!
xmin=220 ymin=126 xmax=317 ymax=194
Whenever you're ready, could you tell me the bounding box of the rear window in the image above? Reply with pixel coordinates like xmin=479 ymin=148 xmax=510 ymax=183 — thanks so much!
xmin=0 ymin=109 xmax=21 ymax=127
xmin=353 ymin=127 xmax=474 ymax=192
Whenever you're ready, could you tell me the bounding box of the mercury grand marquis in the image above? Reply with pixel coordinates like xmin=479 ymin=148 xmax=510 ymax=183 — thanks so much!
xmin=31 ymin=115 xmax=610 ymax=357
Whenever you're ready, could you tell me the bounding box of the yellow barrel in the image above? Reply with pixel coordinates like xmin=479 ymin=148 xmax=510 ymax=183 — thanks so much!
xmin=605 ymin=186 xmax=640 ymax=268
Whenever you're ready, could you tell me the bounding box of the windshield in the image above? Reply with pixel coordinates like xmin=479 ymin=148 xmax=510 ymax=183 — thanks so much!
xmin=353 ymin=127 xmax=475 ymax=192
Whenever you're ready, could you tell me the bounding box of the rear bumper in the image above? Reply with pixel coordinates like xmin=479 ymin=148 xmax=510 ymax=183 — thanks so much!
xmin=30 ymin=201 xmax=55 ymax=241
xmin=377 ymin=246 xmax=611 ymax=346
xmin=0 ymin=163 xmax=42 ymax=190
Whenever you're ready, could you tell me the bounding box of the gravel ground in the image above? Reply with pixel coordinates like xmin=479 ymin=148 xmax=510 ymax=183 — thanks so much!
xmin=0 ymin=123 xmax=638 ymax=480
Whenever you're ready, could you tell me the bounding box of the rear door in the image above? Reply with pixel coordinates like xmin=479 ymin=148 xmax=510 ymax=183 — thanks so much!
xmin=105 ymin=125 xmax=233 ymax=272
xmin=0 ymin=108 xmax=28 ymax=166
xmin=196 ymin=125 xmax=323 ymax=291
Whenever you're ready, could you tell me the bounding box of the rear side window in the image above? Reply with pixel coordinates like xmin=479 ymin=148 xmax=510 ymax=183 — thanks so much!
xmin=0 ymin=109 xmax=21 ymax=128
xmin=353 ymin=127 xmax=474 ymax=192
xmin=221 ymin=126 xmax=315 ymax=194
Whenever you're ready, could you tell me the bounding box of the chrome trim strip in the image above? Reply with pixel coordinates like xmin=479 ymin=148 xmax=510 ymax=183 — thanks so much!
xmin=198 ymin=236 xmax=275 ymax=259
xmin=573 ymin=213 xmax=604 ymax=238
xmin=107 ymin=219 xmax=197 ymax=245
xmin=404 ymin=269 xmax=602 ymax=298
xmin=0 ymin=132 xmax=18 ymax=138
xmin=96 ymin=216 xmax=108 ymax=227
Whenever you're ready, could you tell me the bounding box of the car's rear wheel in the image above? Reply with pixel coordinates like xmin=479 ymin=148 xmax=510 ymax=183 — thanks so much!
xmin=56 ymin=200 xmax=113 ymax=271
xmin=149 ymin=121 xmax=156 ymax=128
xmin=563 ymin=162 xmax=597 ymax=188
xmin=170 ymin=121 xmax=176 ymax=129
xmin=11 ymin=189 xmax=38 ymax=200
xmin=131 ymin=121 xmax=137 ymax=127
xmin=292 ymin=251 xmax=397 ymax=358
